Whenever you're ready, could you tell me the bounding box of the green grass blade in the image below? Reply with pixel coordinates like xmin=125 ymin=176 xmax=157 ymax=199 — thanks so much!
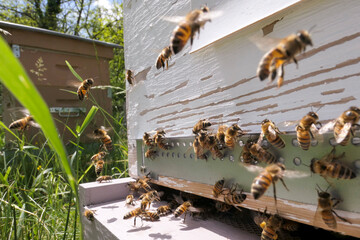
xmin=77 ymin=164 xmax=93 ymax=184
xmin=65 ymin=61 xmax=83 ymax=82
xmin=77 ymin=106 xmax=98 ymax=136
xmin=0 ymin=121 xmax=23 ymax=142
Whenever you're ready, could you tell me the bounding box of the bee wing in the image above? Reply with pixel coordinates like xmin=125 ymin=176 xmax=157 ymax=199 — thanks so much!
xmin=28 ymin=121 xmax=40 ymax=129
xmin=318 ymin=120 xmax=336 ymax=134
xmin=161 ymin=15 xmax=186 ymax=23
xmin=243 ymin=164 xmax=264 ymax=174
xmin=278 ymin=120 xmax=300 ymax=128
xmin=283 ymin=169 xmax=310 ymax=179
xmin=336 ymin=122 xmax=352 ymax=144
xmin=100 ymin=126 xmax=113 ymax=132
xmin=268 ymin=125 xmax=278 ymax=140
xmin=249 ymin=34 xmax=282 ymax=52
xmin=172 ymin=194 xmax=184 ymax=205
xmin=256 ymin=133 xmax=264 ymax=145
xmin=311 ymin=123 xmax=324 ymax=143
xmin=198 ymin=10 xmax=223 ymax=22
xmin=188 ymin=206 xmax=203 ymax=213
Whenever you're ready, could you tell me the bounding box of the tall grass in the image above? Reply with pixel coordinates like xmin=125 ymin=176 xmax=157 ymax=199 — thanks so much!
xmin=0 ymin=37 xmax=128 ymax=239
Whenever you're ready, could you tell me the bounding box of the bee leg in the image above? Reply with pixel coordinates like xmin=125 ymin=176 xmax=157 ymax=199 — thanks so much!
xmin=273 ymin=181 xmax=277 ymax=207
xmin=279 ymin=178 xmax=289 ymax=192
xmin=277 ymin=64 xmax=284 ymax=88
xmin=292 ymin=57 xmax=298 ymax=68
xmin=332 ymin=210 xmax=351 ymax=224
xmin=165 ymin=60 xmax=168 ymax=70
xmin=183 ymin=211 xmax=187 ymax=223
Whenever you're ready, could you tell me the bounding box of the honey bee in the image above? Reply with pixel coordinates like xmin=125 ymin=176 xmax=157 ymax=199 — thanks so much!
xmin=90 ymin=151 xmax=106 ymax=163
xmin=251 ymin=163 xmax=289 ymax=205
xmin=95 ymin=160 xmax=104 ymax=176
xmin=281 ymin=219 xmax=300 ymax=232
xmin=197 ymin=130 xmax=209 ymax=148
xmin=193 ymin=119 xmax=212 ymax=135
xmin=256 ymin=30 xmax=313 ymax=88
xmin=260 ymin=213 xmax=283 ymax=240
xmin=126 ymin=69 xmax=134 ymax=85
xmin=143 ymin=132 xmax=155 ymax=147
xmin=93 ymin=127 xmax=113 ymax=151
xmin=320 ymin=107 xmax=360 ymax=146
xmin=260 ymin=119 xmax=285 ymax=149
xmin=212 ymin=179 xmax=225 ymax=198
xmin=249 ymin=143 xmax=277 ymax=164
xmin=310 ymin=148 xmax=356 ymax=181
xmin=77 ymin=78 xmax=94 ymax=100
xmin=206 ymin=134 xmax=224 ymax=159
xmin=129 ymin=175 xmax=152 ymax=192
xmin=295 ymin=112 xmax=320 ymax=150
xmin=143 ymin=211 xmax=160 ymax=221
xmin=315 ymin=187 xmax=351 ymax=229
xmin=9 ymin=115 xmax=35 ymax=131
xmin=140 ymin=191 xmax=161 ymax=211
xmin=173 ymin=194 xmax=202 ymax=223
xmin=225 ymin=124 xmax=243 ymax=149
xmin=123 ymin=207 xmax=143 ymax=226
xmin=193 ymin=136 xmax=207 ymax=160
xmin=84 ymin=209 xmax=96 ymax=221
xmin=157 ymin=205 xmax=172 ymax=216
xmin=145 ymin=149 xmax=157 ymax=160
xmin=169 ymin=6 xmax=212 ymax=55
xmin=241 ymin=141 xmax=257 ymax=165
xmin=126 ymin=194 xmax=135 ymax=206
xmin=153 ymin=130 xmax=170 ymax=150
xmin=223 ymin=184 xmax=247 ymax=209
xmin=216 ymin=125 xmax=227 ymax=147
xmin=96 ymin=175 xmax=112 ymax=183
xmin=215 ymin=201 xmax=232 ymax=212
xmin=156 ymin=46 xmax=172 ymax=70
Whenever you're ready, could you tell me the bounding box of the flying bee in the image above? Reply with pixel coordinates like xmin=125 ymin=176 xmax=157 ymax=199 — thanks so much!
xmin=77 ymin=78 xmax=94 ymax=100
xmin=212 ymin=179 xmax=225 ymax=198
xmin=84 ymin=209 xmax=96 ymax=221
xmin=126 ymin=69 xmax=134 ymax=85
xmin=260 ymin=213 xmax=283 ymax=240
xmin=92 ymin=127 xmax=113 ymax=151
xmin=90 ymin=151 xmax=106 ymax=164
xmin=215 ymin=201 xmax=232 ymax=212
xmin=225 ymin=124 xmax=243 ymax=149
xmin=143 ymin=211 xmax=160 ymax=221
xmin=256 ymin=30 xmax=313 ymax=88
xmin=295 ymin=111 xmax=320 ymax=150
xmin=310 ymin=148 xmax=356 ymax=181
xmin=223 ymin=184 xmax=247 ymax=211
xmin=216 ymin=125 xmax=227 ymax=147
xmin=249 ymin=143 xmax=277 ymax=164
xmin=145 ymin=149 xmax=157 ymax=160
xmin=193 ymin=136 xmax=207 ymax=160
xmin=96 ymin=175 xmax=112 ymax=183
xmin=95 ymin=160 xmax=104 ymax=176
xmin=156 ymin=46 xmax=172 ymax=70
xmin=315 ymin=186 xmax=351 ymax=229
xmin=260 ymin=119 xmax=285 ymax=149
xmin=143 ymin=132 xmax=155 ymax=147
xmin=157 ymin=205 xmax=172 ymax=216
xmin=126 ymin=194 xmax=135 ymax=206
xmin=123 ymin=207 xmax=144 ymax=226
xmin=193 ymin=119 xmax=212 ymax=134
xmin=319 ymin=106 xmax=360 ymax=146
xmin=153 ymin=130 xmax=170 ymax=150
xmin=9 ymin=115 xmax=35 ymax=131
xmin=207 ymin=134 xmax=224 ymax=159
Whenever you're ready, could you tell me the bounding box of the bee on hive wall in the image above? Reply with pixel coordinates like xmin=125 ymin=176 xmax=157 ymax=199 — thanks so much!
xmin=260 ymin=119 xmax=285 ymax=149
xmin=126 ymin=70 xmax=134 ymax=85
xmin=193 ymin=119 xmax=212 ymax=134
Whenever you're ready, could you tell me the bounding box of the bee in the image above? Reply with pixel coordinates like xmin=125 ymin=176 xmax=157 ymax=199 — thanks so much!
xmin=310 ymin=148 xmax=356 ymax=181
xmin=156 ymin=46 xmax=172 ymax=70
xmin=260 ymin=213 xmax=283 ymax=240
xmin=206 ymin=134 xmax=224 ymax=159
xmin=216 ymin=125 xmax=227 ymax=147
xmin=123 ymin=207 xmax=143 ymax=226
xmin=173 ymin=194 xmax=202 ymax=223
xmin=241 ymin=141 xmax=257 ymax=165
xmin=77 ymin=78 xmax=94 ymax=100
xmin=93 ymin=127 xmax=113 ymax=151
xmin=320 ymin=107 xmax=360 ymax=146
xmin=212 ymin=179 xmax=225 ymax=198
xmin=169 ymin=6 xmax=212 ymax=55
xmin=90 ymin=151 xmax=106 ymax=163
xmin=223 ymin=184 xmax=247 ymax=209
xmin=256 ymin=30 xmax=313 ymax=88
xmin=251 ymin=163 xmax=289 ymax=205
xmin=140 ymin=191 xmax=161 ymax=211
xmin=126 ymin=194 xmax=135 ymax=206
xmin=9 ymin=116 xmax=35 ymax=131
xmin=316 ymin=187 xmax=351 ymax=229
xmin=157 ymin=205 xmax=172 ymax=216
xmin=143 ymin=132 xmax=155 ymax=147
xmin=225 ymin=124 xmax=243 ymax=149
xmin=281 ymin=219 xmax=300 ymax=232
xmin=215 ymin=201 xmax=232 ymax=212
xmin=249 ymin=143 xmax=277 ymax=164
xmin=193 ymin=136 xmax=207 ymax=160
xmin=197 ymin=130 xmax=209 ymax=148
xmin=143 ymin=211 xmax=160 ymax=221
xmin=145 ymin=149 xmax=157 ymax=160
xmin=96 ymin=175 xmax=112 ymax=183
xmin=193 ymin=119 xmax=212 ymax=135
xmin=153 ymin=130 xmax=170 ymax=150
xmin=95 ymin=160 xmax=104 ymax=176
xmin=295 ymin=112 xmax=320 ymax=150
xmin=84 ymin=209 xmax=96 ymax=221
xmin=126 ymin=69 xmax=134 ymax=85
xmin=260 ymin=119 xmax=285 ymax=149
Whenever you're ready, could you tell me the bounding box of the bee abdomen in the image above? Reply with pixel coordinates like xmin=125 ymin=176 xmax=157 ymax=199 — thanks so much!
xmin=321 ymin=210 xmax=337 ymax=229
xmin=329 ymin=163 xmax=356 ymax=179
xmin=257 ymin=53 xmax=273 ymax=81
xmin=268 ymin=136 xmax=285 ymax=149
xmin=297 ymin=130 xmax=311 ymax=150
xmin=174 ymin=207 xmax=185 ymax=217
xmin=171 ymin=23 xmax=191 ymax=54
xmin=251 ymin=174 xmax=271 ymax=199
xmin=261 ymin=227 xmax=277 ymax=240
xmin=9 ymin=120 xmax=23 ymax=129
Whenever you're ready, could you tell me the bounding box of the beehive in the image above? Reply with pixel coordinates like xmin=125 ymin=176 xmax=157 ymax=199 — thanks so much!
xmin=123 ymin=0 xmax=360 ymax=237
